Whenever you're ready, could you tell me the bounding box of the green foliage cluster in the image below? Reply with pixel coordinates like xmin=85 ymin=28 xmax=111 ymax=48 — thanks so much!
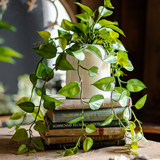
xmin=0 ymin=13 xmax=22 ymax=63
xmin=9 ymin=0 xmax=147 ymax=156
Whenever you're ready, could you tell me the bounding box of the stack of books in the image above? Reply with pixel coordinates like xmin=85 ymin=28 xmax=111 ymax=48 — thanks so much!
xmin=39 ymin=95 xmax=132 ymax=149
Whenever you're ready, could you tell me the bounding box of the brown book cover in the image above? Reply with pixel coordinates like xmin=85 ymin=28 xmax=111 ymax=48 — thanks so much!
xmin=39 ymin=132 xmax=124 ymax=145
xmin=42 ymin=127 xmax=124 ymax=137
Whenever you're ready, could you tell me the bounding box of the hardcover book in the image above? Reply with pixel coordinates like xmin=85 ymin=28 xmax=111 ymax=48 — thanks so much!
xmin=39 ymin=132 xmax=125 ymax=145
xmin=44 ymin=113 xmax=129 ymax=130
xmin=43 ymin=138 xmax=126 ymax=150
xmin=47 ymin=107 xmax=131 ymax=123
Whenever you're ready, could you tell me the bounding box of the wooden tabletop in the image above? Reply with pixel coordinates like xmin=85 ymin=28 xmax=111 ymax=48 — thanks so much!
xmin=0 ymin=126 xmax=160 ymax=160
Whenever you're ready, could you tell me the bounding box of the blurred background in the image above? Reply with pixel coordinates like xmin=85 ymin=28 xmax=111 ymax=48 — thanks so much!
xmin=0 ymin=0 xmax=160 ymax=140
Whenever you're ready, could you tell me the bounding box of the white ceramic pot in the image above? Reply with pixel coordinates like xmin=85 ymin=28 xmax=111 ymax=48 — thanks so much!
xmin=66 ymin=45 xmax=110 ymax=99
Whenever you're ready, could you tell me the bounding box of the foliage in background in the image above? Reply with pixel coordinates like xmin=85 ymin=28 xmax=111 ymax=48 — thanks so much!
xmin=9 ymin=0 xmax=147 ymax=156
xmin=0 ymin=7 xmax=22 ymax=63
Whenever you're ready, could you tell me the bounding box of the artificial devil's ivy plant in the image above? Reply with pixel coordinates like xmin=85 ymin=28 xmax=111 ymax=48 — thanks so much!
xmin=9 ymin=0 xmax=147 ymax=156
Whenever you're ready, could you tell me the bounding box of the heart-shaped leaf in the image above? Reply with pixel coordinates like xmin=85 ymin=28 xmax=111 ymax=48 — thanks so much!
xmin=85 ymin=124 xmax=96 ymax=134
xmin=92 ymin=77 xmax=115 ymax=91
xmin=32 ymin=138 xmax=44 ymax=151
xmin=126 ymin=79 xmax=146 ymax=92
xmin=135 ymin=94 xmax=147 ymax=110
xmin=10 ymin=112 xmax=22 ymax=120
xmin=18 ymin=102 xmax=35 ymax=113
xmin=89 ymin=94 xmax=104 ymax=110
xmin=83 ymin=137 xmax=93 ymax=152
xmin=37 ymin=31 xmax=51 ymax=40
xmin=11 ymin=128 xmax=28 ymax=141
xmin=32 ymin=108 xmax=44 ymax=121
xmin=57 ymin=81 xmax=81 ymax=97
xmin=34 ymin=120 xmax=48 ymax=132
xmin=100 ymin=114 xmax=114 ymax=126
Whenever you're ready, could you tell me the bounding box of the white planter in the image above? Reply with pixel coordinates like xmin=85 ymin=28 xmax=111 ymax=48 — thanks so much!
xmin=66 ymin=45 xmax=110 ymax=99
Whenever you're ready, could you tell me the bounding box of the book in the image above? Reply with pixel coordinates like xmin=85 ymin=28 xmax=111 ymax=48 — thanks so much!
xmin=39 ymin=132 xmax=124 ymax=145
xmin=54 ymin=94 xmax=132 ymax=110
xmin=43 ymin=138 xmax=126 ymax=150
xmin=47 ymin=107 xmax=131 ymax=123
xmin=42 ymin=127 xmax=124 ymax=137
xmin=44 ymin=113 xmax=129 ymax=130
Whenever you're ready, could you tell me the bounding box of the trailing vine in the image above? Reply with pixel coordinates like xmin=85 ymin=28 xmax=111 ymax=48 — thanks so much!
xmin=8 ymin=0 xmax=147 ymax=156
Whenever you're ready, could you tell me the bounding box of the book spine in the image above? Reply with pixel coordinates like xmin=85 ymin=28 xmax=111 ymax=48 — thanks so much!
xmin=39 ymin=132 xmax=124 ymax=145
xmin=43 ymin=127 xmax=124 ymax=137
xmin=45 ymin=113 xmax=129 ymax=130
xmin=49 ymin=107 xmax=131 ymax=123
xmin=44 ymin=138 xmax=125 ymax=150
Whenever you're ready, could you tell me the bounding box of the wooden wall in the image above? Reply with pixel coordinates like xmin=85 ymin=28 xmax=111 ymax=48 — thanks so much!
xmin=65 ymin=0 xmax=160 ymax=125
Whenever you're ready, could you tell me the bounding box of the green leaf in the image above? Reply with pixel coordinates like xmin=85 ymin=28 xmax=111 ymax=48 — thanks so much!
xmin=18 ymin=102 xmax=35 ymax=113
xmin=43 ymin=101 xmax=55 ymax=110
xmin=114 ymin=87 xmax=130 ymax=97
xmin=33 ymin=44 xmax=57 ymax=59
xmin=100 ymin=114 xmax=114 ymax=126
xmin=73 ymin=147 xmax=79 ymax=154
xmin=0 ymin=21 xmax=16 ymax=31
xmin=104 ymin=0 xmax=114 ymax=9
xmin=135 ymin=94 xmax=147 ymax=110
xmin=30 ymin=149 xmax=36 ymax=153
xmin=32 ymin=108 xmax=44 ymax=121
xmin=59 ymin=37 xmax=67 ymax=51
xmin=61 ymin=19 xmax=73 ymax=31
xmin=35 ymin=60 xmax=46 ymax=77
xmin=131 ymin=141 xmax=138 ymax=150
xmin=118 ymin=90 xmax=128 ymax=107
xmin=99 ymin=19 xmax=118 ymax=26
xmin=74 ymin=23 xmax=88 ymax=34
xmin=32 ymin=138 xmax=44 ymax=151
xmin=75 ymin=2 xmax=94 ymax=16
xmin=30 ymin=73 xmax=38 ymax=88
xmin=0 ymin=47 xmax=22 ymax=64
xmin=83 ymin=137 xmax=93 ymax=152
xmin=64 ymin=149 xmax=74 ymax=157
xmin=123 ymin=60 xmax=134 ymax=71
xmin=109 ymin=30 xmax=119 ymax=39
xmin=57 ymin=59 xmax=76 ymax=71
xmin=75 ymin=13 xmax=91 ymax=22
xmin=16 ymin=97 xmax=29 ymax=105
xmin=86 ymin=45 xmax=102 ymax=59
xmin=103 ymin=54 xmax=117 ymax=63
xmin=126 ymin=79 xmax=146 ymax=92
xmin=34 ymin=121 xmax=48 ymax=132
xmin=11 ymin=128 xmax=28 ymax=141
xmin=36 ymin=87 xmax=46 ymax=96
xmin=71 ymin=32 xmax=81 ymax=41
xmin=108 ymin=24 xmax=125 ymax=36
xmin=10 ymin=112 xmax=22 ymax=120
xmin=92 ymin=77 xmax=115 ymax=91
xmin=85 ymin=124 xmax=96 ymax=134
xmin=72 ymin=47 xmax=86 ymax=61
xmin=17 ymin=144 xmax=28 ymax=155
xmin=57 ymin=81 xmax=81 ymax=97
xmin=88 ymin=66 xmax=98 ymax=77
xmin=112 ymin=42 xmax=126 ymax=51
xmin=42 ymin=67 xmax=54 ymax=81
xmin=137 ymin=132 xmax=148 ymax=142
xmin=0 ymin=54 xmax=14 ymax=64
xmin=37 ymin=31 xmax=51 ymax=40
xmin=89 ymin=94 xmax=104 ymax=110
xmin=98 ymin=6 xmax=113 ymax=17
xmin=123 ymin=108 xmax=130 ymax=121
xmin=67 ymin=114 xmax=84 ymax=124
xmin=42 ymin=95 xmax=63 ymax=107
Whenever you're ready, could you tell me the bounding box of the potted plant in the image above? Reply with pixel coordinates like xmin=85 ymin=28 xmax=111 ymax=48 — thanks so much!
xmin=9 ymin=0 xmax=147 ymax=156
